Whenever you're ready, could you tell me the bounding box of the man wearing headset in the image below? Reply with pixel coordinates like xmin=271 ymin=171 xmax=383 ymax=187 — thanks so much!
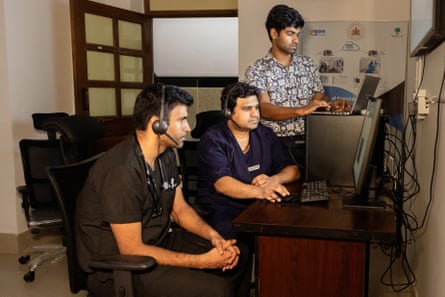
xmin=76 ymin=84 xmax=251 ymax=297
xmin=196 ymin=82 xmax=300 ymax=243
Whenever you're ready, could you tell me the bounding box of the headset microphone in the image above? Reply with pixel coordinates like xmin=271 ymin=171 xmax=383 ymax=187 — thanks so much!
xmin=165 ymin=132 xmax=180 ymax=146
xmin=151 ymin=85 xmax=181 ymax=147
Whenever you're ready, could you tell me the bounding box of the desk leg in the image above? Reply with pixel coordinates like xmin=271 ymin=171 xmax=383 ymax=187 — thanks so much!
xmin=256 ymin=236 xmax=366 ymax=297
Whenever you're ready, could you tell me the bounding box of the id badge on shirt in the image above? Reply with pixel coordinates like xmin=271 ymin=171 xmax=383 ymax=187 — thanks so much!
xmin=248 ymin=164 xmax=260 ymax=172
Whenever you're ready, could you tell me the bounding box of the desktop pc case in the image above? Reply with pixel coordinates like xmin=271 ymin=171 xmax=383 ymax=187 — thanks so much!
xmin=305 ymin=114 xmax=364 ymax=188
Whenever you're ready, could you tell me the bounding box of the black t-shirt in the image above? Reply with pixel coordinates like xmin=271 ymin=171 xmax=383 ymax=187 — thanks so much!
xmin=75 ymin=134 xmax=179 ymax=273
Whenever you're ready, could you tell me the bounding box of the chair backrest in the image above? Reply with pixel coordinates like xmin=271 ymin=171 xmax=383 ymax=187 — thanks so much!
xmin=177 ymin=141 xmax=199 ymax=204
xmin=46 ymin=153 xmax=102 ymax=293
xmin=42 ymin=115 xmax=105 ymax=164
xmin=32 ymin=112 xmax=69 ymax=140
xmin=190 ymin=110 xmax=225 ymax=139
xmin=19 ymin=139 xmax=65 ymax=208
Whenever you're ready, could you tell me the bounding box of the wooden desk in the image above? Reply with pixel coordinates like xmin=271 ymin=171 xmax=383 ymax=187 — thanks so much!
xmin=232 ymin=194 xmax=396 ymax=297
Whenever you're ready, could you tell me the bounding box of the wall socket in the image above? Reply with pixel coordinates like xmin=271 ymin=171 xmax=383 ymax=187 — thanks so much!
xmin=415 ymin=89 xmax=429 ymax=118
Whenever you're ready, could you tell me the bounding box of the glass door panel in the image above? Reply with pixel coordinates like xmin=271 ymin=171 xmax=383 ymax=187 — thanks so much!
xmin=89 ymin=88 xmax=116 ymax=116
xmin=85 ymin=13 xmax=114 ymax=46
xmin=118 ymin=20 xmax=142 ymax=50
xmin=120 ymin=55 xmax=143 ymax=82
xmin=87 ymin=51 xmax=115 ymax=81
xmin=121 ymin=89 xmax=142 ymax=116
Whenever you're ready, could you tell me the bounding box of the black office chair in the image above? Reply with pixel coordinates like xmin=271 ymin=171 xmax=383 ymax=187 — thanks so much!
xmin=42 ymin=115 xmax=105 ymax=164
xmin=177 ymin=140 xmax=199 ymax=205
xmin=17 ymin=139 xmax=67 ymax=282
xmin=47 ymin=154 xmax=156 ymax=297
xmin=177 ymin=110 xmax=224 ymax=217
xmin=190 ymin=110 xmax=225 ymax=139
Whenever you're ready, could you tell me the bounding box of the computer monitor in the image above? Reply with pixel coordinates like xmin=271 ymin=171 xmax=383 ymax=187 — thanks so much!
xmin=305 ymin=114 xmax=364 ymax=188
xmin=344 ymin=98 xmax=386 ymax=208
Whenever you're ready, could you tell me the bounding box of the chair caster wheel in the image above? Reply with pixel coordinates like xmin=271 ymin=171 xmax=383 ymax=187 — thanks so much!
xmin=19 ymin=255 xmax=30 ymax=264
xmin=24 ymin=271 xmax=35 ymax=282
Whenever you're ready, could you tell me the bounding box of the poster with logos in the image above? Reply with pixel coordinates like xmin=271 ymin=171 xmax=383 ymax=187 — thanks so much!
xmin=301 ymin=21 xmax=408 ymax=105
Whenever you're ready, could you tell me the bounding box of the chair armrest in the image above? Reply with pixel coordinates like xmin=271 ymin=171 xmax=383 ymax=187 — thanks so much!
xmin=17 ymin=185 xmax=30 ymax=194
xmin=89 ymin=254 xmax=156 ymax=271
xmin=16 ymin=185 xmax=31 ymax=220
xmin=90 ymin=255 xmax=156 ymax=297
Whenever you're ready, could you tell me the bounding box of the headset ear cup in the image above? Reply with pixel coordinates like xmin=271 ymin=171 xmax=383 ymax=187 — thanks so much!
xmin=222 ymin=109 xmax=231 ymax=119
xmin=152 ymin=119 xmax=168 ymax=135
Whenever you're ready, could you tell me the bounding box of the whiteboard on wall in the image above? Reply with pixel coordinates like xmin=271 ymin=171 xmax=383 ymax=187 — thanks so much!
xmin=153 ymin=18 xmax=238 ymax=76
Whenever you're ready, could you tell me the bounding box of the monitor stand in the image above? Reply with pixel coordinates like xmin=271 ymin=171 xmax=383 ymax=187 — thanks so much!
xmin=342 ymin=183 xmax=386 ymax=209
xmin=344 ymin=166 xmax=386 ymax=209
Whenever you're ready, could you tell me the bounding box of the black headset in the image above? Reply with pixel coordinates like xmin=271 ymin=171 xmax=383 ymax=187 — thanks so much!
xmin=152 ymin=84 xmax=168 ymax=135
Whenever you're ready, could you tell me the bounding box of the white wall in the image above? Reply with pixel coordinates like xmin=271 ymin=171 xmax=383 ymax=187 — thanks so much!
xmin=153 ymin=18 xmax=238 ymax=76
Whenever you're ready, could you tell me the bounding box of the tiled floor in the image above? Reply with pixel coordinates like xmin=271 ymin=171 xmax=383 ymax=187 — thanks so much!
xmin=0 ymin=244 xmax=415 ymax=297
xmin=0 ymin=252 xmax=87 ymax=297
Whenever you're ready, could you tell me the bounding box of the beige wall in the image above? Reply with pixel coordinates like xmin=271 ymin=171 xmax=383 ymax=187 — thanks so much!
xmin=0 ymin=0 xmax=17 ymax=237
xmin=407 ymin=44 xmax=445 ymax=297
xmin=2 ymin=0 xmax=76 ymax=242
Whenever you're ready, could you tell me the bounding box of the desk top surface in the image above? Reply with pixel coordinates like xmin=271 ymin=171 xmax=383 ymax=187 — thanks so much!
xmin=232 ymin=193 xmax=396 ymax=242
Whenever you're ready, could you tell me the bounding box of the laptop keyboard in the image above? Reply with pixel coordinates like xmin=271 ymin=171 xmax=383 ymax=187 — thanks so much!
xmin=301 ymin=180 xmax=329 ymax=203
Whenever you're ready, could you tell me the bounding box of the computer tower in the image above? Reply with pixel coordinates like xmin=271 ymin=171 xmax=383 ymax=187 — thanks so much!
xmin=305 ymin=114 xmax=365 ymax=188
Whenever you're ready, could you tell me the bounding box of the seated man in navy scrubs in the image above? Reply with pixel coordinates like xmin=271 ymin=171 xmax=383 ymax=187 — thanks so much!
xmin=196 ymin=82 xmax=301 ymax=242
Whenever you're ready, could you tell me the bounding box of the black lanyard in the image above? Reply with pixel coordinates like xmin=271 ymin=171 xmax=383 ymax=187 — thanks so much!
xmin=143 ymin=160 xmax=163 ymax=218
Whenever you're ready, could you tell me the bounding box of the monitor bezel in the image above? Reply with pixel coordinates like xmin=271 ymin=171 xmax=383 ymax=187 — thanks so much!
xmin=352 ymin=98 xmax=382 ymax=197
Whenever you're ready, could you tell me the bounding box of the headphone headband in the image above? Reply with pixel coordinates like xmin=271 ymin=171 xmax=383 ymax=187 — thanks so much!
xmin=222 ymin=83 xmax=238 ymax=119
xmin=152 ymin=84 xmax=169 ymax=135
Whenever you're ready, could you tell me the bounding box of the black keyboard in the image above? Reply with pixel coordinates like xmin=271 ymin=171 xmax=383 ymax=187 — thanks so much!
xmin=300 ymin=180 xmax=329 ymax=203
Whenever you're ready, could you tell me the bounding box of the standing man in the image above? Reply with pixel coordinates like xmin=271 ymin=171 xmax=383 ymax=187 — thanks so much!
xmin=244 ymin=4 xmax=330 ymax=170
xmin=76 ymin=84 xmax=251 ymax=297
xmin=196 ymin=82 xmax=300 ymax=242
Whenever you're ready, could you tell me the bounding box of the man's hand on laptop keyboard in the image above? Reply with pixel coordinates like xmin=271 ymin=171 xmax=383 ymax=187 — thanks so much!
xmin=307 ymin=99 xmax=330 ymax=114
xmin=330 ymin=99 xmax=352 ymax=112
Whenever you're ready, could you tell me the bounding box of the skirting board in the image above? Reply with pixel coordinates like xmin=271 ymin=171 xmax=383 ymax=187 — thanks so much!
xmin=0 ymin=230 xmax=62 ymax=254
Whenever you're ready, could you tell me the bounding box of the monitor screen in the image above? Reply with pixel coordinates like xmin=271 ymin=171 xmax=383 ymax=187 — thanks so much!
xmin=344 ymin=98 xmax=385 ymax=208
xmin=410 ymin=0 xmax=445 ymax=57
xmin=305 ymin=114 xmax=364 ymax=188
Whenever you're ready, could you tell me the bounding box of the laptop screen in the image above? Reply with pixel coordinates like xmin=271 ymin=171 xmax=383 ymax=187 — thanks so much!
xmin=351 ymin=75 xmax=380 ymax=114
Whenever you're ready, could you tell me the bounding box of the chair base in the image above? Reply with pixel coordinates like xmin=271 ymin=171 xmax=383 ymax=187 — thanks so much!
xmin=19 ymin=244 xmax=66 ymax=282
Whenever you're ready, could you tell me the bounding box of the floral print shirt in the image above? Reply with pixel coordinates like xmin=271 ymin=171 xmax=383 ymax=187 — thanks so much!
xmin=244 ymin=50 xmax=324 ymax=137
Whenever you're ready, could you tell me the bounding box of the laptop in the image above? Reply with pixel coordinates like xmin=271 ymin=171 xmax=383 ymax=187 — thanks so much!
xmin=313 ymin=75 xmax=381 ymax=115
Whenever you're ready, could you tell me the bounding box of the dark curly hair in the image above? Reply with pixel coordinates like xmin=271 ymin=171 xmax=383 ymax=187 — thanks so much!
xmin=265 ymin=4 xmax=304 ymax=41
xmin=221 ymin=82 xmax=260 ymax=115
xmin=133 ymin=83 xmax=193 ymax=131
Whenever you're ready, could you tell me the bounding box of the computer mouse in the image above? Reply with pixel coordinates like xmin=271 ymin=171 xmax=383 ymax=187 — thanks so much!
xmin=279 ymin=193 xmax=300 ymax=203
